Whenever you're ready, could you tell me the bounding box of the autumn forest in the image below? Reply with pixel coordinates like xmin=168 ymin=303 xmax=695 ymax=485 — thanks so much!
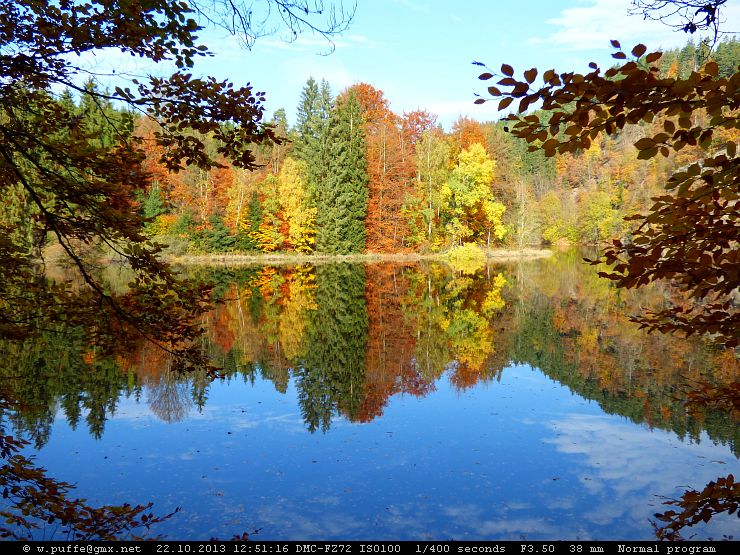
xmin=44 ymin=40 xmax=738 ymax=257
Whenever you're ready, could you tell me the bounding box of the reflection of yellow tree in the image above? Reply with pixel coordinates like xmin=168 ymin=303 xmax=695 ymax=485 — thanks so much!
xmin=221 ymin=267 xmax=317 ymax=392
xmin=446 ymin=308 xmax=493 ymax=375
xmin=279 ymin=267 xmax=317 ymax=363
xmin=444 ymin=272 xmax=506 ymax=388
xmin=402 ymin=264 xmax=508 ymax=390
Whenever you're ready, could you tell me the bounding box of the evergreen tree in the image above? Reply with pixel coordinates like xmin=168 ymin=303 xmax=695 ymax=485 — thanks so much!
xmin=76 ymin=79 xmax=132 ymax=149
xmin=315 ymin=91 xmax=368 ymax=254
xmin=294 ymin=78 xmax=333 ymax=204
xmin=271 ymin=108 xmax=288 ymax=132
xmin=713 ymin=37 xmax=740 ymax=78
xmin=142 ymin=184 xmax=166 ymax=220
xmin=677 ymin=41 xmax=698 ymax=78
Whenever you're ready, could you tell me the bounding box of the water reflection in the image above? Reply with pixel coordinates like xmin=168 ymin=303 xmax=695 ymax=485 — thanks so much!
xmin=1 ymin=253 xmax=736 ymax=451
xmin=0 ymin=252 xmax=737 ymax=539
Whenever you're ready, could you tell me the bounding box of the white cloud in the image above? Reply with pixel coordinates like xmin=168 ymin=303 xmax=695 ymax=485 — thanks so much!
xmin=544 ymin=413 xmax=738 ymax=537
xmin=533 ymin=0 xmax=725 ymax=52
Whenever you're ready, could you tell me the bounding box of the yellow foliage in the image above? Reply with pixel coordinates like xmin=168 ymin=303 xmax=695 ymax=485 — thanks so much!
xmin=147 ymin=214 xmax=178 ymax=236
xmin=251 ymin=221 xmax=283 ymax=252
xmin=279 ymin=268 xmax=317 ymax=362
xmin=446 ymin=243 xmax=487 ymax=275
xmin=277 ymin=158 xmax=316 ymax=253
xmin=481 ymin=273 xmax=507 ymax=316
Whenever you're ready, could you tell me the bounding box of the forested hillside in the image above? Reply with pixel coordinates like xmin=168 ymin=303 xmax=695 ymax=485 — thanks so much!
xmin=33 ymin=38 xmax=740 ymax=256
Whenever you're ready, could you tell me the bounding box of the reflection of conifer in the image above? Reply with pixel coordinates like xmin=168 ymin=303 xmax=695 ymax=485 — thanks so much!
xmin=296 ymin=363 xmax=334 ymax=433
xmin=0 ymin=329 xmax=135 ymax=446
xmin=296 ymin=264 xmax=368 ymax=431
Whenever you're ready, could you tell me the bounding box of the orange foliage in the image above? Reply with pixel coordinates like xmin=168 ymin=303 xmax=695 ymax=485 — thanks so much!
xmin=135 ymin=117 xmax=186 ymax=208
xmin=209 ymin=160 xmax=234 ymax=218
xmin=358 ymin=265 xmax=432 ymax=422
xmin=450 ymin=116 xmax=488 ymax=161
xmin=205 ymin=300 xmax=236 ymax=356
xmin=345 ymin=83 xmax=417 ymax=252
xmin=401 ymin=110 xmax=438 ymax=146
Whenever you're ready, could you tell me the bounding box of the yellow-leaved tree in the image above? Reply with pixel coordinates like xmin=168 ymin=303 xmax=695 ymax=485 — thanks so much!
xmin=441 ymin=143 xmax=506 ymax=247
xmin=278 ymin=158 xmax=317 ymax=253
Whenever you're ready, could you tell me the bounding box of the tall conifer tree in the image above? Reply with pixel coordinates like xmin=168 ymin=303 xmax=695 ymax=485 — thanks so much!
xmin=294 ymin=78 xmax=333 ymax=204
xmin=316 ymin=91 xmax=368 ymax=253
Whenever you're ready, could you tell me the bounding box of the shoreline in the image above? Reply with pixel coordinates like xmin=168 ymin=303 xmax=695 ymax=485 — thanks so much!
xmin=165 ymin=248 xmax=554 ymax=266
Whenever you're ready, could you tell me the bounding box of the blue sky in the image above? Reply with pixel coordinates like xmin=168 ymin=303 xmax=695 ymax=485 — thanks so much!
xmin=83 ymin=0 xmax=740 ymax=129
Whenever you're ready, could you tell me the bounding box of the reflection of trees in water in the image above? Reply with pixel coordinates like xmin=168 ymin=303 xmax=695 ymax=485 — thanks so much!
xmin=0 ymin=329 xmax=135 ymax=447
xmin=146 ymin=370 xmax=193 ymax=424
xmin=1 ymin=257 xmax=736 ymax=539
xmin=508 ymin=252 xmax=739 ymax=456
xmin=2 ymin=256 xmax=736 ymax=451
xmin=297 ymin=263 xmax=368 ymax=432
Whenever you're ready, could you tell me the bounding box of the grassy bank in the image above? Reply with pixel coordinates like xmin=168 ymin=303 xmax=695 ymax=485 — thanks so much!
xmin=165 ymin=248 xmax=553 ymax=266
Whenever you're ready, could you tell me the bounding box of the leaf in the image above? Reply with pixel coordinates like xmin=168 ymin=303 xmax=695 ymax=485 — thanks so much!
xmin=637 ymin=147 xmax=659 ymax=160
xmin=727 ymin=141 xmax=737 ymax=158
xmin=487 ymin=85 xmax=501 ymax=96
xmin=610 ymin=39 xmax=621 ymax=49
xmin=634 ymin=138 xmax=656 ymax=150
xmin=478 ymin=72 xmax=494 ymax=80
xmin=704 ymin=61 xmax=719 ymax=77
xmin=524 ymin=68 xmax=537 ymax=84
xmin=474 ymin=98 xmax=486 ymax=105
xmin=631 ymin=44 xmax=647 ymax=58
xmin=498 ymin=97 xmax=514 ymax=110
xmin=612 ymin=52 xmax=627 ymax=60
xmin=501 ymin=64 xmax=514 ymax=77
xmin=646 ymin=51 xmax=662 ymax=63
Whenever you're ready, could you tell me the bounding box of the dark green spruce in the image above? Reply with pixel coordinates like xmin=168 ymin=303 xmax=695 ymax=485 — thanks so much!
xmin=315 ymin=91 xmax=368 ymax=254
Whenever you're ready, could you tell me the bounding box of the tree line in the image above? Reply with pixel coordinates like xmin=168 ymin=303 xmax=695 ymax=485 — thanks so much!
xmin=33 ymin=38 xmax=733 ymax=258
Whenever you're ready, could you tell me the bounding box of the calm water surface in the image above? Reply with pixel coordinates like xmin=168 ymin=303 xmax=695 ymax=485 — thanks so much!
xmin=2 ymin=252 xmax=737 ymax=540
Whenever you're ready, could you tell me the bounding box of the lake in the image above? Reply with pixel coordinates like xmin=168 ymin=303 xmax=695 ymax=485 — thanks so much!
xmin=1 ymin=251 xmax=737 ymax=540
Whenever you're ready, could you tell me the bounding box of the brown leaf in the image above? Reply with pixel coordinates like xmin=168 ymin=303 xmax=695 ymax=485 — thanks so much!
xmin=634 ymin=137 xmax=656 ymax=150
xmin=631 ymin=44 xmax=647 ymax=58
xmin=498 ymin=97 xmax=513 ymax=111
